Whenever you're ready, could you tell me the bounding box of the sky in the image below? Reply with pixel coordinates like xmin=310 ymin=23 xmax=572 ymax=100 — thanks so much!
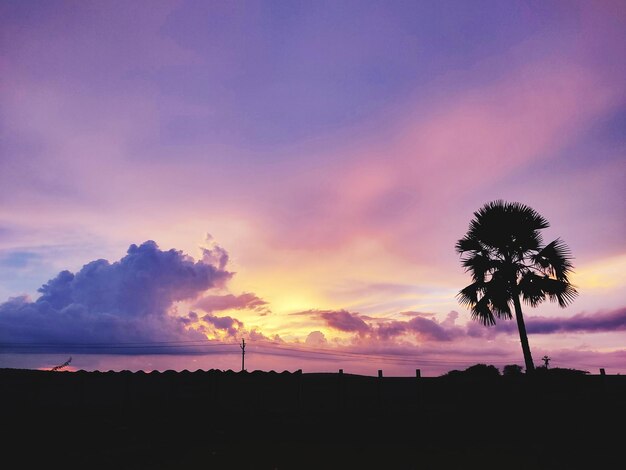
xmin=1 ymin=0 xmax=625 ymax=376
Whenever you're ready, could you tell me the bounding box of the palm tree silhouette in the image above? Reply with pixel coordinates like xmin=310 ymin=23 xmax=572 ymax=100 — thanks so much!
xmin=455 ymin=200 xmax=577 ymax=373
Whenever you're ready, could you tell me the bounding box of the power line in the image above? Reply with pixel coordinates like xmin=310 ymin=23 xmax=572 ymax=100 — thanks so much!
xmin=0 ymin=338 xmax=605 ymax=370
xmin=0 ymin=339 xmax=233 ymax=346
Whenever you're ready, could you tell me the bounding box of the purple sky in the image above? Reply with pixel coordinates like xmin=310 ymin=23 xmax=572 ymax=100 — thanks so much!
xmin=1 ymin=1 xmax=625 ymax=375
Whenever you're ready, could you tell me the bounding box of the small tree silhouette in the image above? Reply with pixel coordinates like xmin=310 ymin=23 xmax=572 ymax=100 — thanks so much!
xmin=503 ymin=364 xmax=523 ymax=376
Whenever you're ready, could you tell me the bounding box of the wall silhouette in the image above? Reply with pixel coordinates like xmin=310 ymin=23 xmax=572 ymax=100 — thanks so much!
xmin=1 ymin=368 xmax=623 ymax=469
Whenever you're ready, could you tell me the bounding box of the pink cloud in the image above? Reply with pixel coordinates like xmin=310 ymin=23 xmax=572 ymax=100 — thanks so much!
xmin=508 ymin=307 xmax=626 ymax=335
xmin=200 ymin=313 xmax=243 ymax=337
xmin=258 ymin=59 xmax=623 ymax=267
xmin=296 ymin=306 xmax=626 ymax=348
xmin=195 ymin=292 xmax=269 ymax=315
xmin=305 ymin=331 xmax=328 ymax=347
xmin=300 ymin=309 xmax=371 ymax=335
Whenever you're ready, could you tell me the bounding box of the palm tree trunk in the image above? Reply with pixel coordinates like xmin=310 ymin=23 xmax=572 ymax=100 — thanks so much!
xmin=512 ymin=293 xmax=535 ymax=373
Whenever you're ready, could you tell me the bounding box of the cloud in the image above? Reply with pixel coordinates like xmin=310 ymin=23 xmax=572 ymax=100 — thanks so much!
xmin=374 ymin=312 xmax=462 ymax=342
xmin=467 ymin=307 xmax=626 ymax=337
xmin=374 ymin=321 xmax=407 ymax=341
xmin=247 ymin=328 xmax=281 ymax=343
xmin=524 ymin=307 xmax=626 ymax=334
xmin=258 ymin=57 xmax=623 ymax=266
xmin=201 ymin=233 xmax=230 ymax=271
xmin=184 ymin=309 xmax=279 ymax=343
xmin=304 ymin=309 xmax=370 ymax=335
xmin=405 ymin=315 xmax=460 ymax=341
xmin=0 ymin=240 xmax=231 ymax=351
xmin=195 ymin=292 xmax=269 ymax=315
xmin=0 ymin=251 xmax=42 ymax=269
xmin=298 ymin=308 xmax=463 ymax=343
xmin=305 ymin=331 xmax=328 ymax=347
xmin=178 ymin=310 xmax=199 ymax=326
xmin=294 ymin=306 xmax=626 ymax=349
xmin=200 ymin=312 xmax=243 ymax=337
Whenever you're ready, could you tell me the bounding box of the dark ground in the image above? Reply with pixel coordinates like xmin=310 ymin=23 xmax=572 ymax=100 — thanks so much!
xmin=1 ymin=368 xmax=623 ymax=469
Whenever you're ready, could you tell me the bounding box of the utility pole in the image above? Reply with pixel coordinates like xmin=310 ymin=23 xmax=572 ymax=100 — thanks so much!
xmin=542 ymin=355 xmax=550 ymax=369
xmin=240 ymin=338 xmax=246 ymax=371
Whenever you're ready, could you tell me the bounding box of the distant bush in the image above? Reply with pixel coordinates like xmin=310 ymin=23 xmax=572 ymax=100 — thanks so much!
xmin=535 ymin=366 xmax=589 ymax=376
xmin=443 ymin=363 xmax=500 ymax=378
xmin=503 ymin=364 xmax=523 ymax=376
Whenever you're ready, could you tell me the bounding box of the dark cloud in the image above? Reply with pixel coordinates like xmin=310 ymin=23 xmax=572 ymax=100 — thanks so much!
xmin=189 ymin=310 xmax=278 ymax=342
xmin=375 ymin=320 xmax=407 ymax=340
xmin=467 ymin=307 xmax=626 ymax=337
xmin=405 ymin=316 xmax=457 ymax=341
xmin=374 ymin=312 xmax=462 ymax=342
xmin=299 ymin=306 xmax=626 ymax=345
xmin=466 ymin=320 xmax=493 ymax=338
xmin=316 ymin=309 xmax=370 ymax=334
xmin=178 ymin=311 xmax=199 ymax=326
xmin=195 ymin=292 xmax=269 ymax=315
xmin=299 ymin=308 xmax=462 ymax=343
xmin=201 ymin=313 xmax=243 ymax=337
xmin=0 ymin=241 xmax=232 ymax=352
xmin=524 ymin=307 xmax=626 ymax=334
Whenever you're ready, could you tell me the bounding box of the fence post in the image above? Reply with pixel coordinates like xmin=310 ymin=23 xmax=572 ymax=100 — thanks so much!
xmin=377 ymin=370 xmax=383 ymax=410
xmin=415 ymin=369 xmax=421 ymax=409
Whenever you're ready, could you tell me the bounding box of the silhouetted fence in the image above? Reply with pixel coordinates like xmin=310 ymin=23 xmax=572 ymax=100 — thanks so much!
xmin=1 ymin=368 xmax=623 ymax=415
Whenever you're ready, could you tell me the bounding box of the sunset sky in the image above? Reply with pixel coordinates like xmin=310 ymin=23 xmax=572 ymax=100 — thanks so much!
xmin=1 ymin=0 xmax=625 ymax=376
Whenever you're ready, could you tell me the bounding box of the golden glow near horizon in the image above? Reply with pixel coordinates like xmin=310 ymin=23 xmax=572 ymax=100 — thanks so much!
xmin=573 ymin=254 xmax=626 ymax=291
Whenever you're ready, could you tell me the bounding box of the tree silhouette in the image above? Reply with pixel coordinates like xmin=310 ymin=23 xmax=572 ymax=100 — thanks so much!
xmin=455 ymin=201 xmax=577 ymax=373
xmin=503 ymin=364 xmax=523 ymax=376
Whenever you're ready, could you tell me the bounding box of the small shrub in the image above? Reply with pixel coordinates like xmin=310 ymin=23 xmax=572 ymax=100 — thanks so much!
xmin=535 ymin=366 xmax=589 ymax=376
xmin=503 ymin=364 xmax=523 ymax=376
xmin=443 ymin=363 xmax=500 ymax=378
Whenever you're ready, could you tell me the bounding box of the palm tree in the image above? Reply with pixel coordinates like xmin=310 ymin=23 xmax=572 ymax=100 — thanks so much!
xmin=455 ymin=200 xmax=577 ymax=373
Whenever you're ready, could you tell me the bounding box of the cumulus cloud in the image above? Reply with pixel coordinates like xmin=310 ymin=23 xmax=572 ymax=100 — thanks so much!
xmin=305 ymin=331 xmax=328 ymax=347
xmin=247 ymin=329 xmax=281 ymax=343
xmin=201 ymin=233 xmax=230 ymax=271
xmin=0 ymin=240 xmax=232 ymax=351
